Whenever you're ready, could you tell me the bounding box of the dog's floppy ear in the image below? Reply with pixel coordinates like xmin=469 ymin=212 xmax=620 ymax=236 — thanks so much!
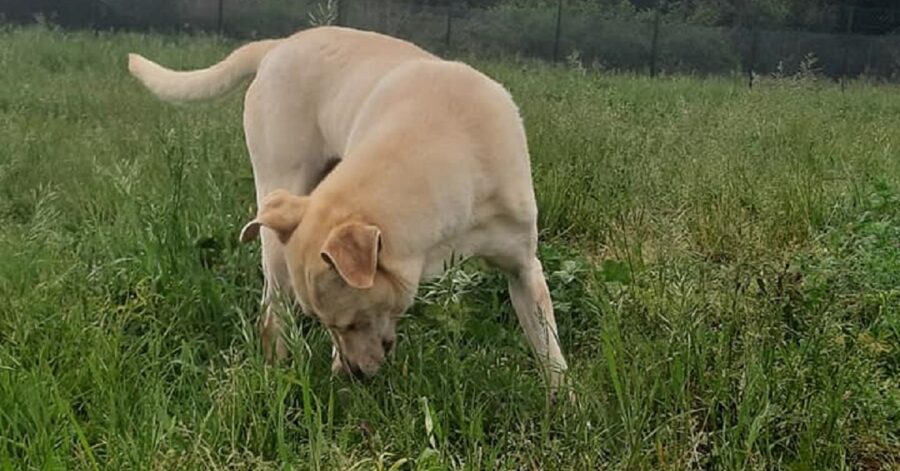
xmin=320 ymin=223 xmax=382 ymax=289
xmin=240 ymin=190 xmax=308 ymax=244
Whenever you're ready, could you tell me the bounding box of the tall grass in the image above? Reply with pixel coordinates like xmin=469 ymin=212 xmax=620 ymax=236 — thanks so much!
xmin=0 ymin=26 xmax=898 ymax=469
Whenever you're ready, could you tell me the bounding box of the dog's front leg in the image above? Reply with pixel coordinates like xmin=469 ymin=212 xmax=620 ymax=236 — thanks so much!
xmin=259 ymin=303 xmax=287 ymax=362
xmin=258 ymin=232 xmax=292 ymax=363
xmin=507 ymin=256 xmax=571 ymax=402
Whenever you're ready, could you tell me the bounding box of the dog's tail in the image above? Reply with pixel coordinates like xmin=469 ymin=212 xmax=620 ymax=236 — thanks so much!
xmin=127 ymin=39 xmax=281 ymax=103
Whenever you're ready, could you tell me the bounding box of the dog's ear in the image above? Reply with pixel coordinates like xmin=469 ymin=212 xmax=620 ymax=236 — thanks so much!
xmin=240 ymin=190 xmax=309 ymax=244
xmin=320 ymin=223 xmax=382 ymax=289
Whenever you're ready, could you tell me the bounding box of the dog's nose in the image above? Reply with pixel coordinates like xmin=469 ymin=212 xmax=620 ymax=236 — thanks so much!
xmin=382 ymin=338 xmax=395 ymax=354
xmin=347 ymin=362 xmax=368 ymax=381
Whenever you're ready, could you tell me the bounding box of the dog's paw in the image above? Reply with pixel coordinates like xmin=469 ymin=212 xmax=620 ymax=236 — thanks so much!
xmin=549 ymin=387 xmax=578 ymax=407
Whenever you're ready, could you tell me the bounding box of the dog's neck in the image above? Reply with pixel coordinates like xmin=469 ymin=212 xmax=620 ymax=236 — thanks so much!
xmin=298 ymin=193 xmax=423 ymax=301
xmin=311 ymin=122 xmax=466 ymax=288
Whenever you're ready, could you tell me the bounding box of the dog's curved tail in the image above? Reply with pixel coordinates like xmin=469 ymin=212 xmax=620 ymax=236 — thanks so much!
xmin=127 ymin=39 xmax=281 ymax=103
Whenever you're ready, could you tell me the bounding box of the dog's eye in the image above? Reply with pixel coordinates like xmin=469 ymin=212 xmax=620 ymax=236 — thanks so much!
xmin=335 ymin=322 xmax=357 ymax=333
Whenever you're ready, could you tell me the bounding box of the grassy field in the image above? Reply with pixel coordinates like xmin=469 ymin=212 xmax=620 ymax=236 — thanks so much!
xmin=1 ymin=26 xmax=898 ymax=469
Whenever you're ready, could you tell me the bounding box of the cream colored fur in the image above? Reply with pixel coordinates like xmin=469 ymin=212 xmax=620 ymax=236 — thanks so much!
xmin=128 ymin=27 xmax=569 ymax=395
xmin=128 ymin=40 xmax=280 ymax=102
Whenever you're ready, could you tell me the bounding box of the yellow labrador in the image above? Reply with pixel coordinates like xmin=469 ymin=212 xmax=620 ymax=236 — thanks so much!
xmin=128 ymin=27 xmax=568 ymax=394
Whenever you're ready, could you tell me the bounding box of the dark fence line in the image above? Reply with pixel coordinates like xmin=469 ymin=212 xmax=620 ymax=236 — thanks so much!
xmin=339 ymin=1 xmax=900 ymax=85
xmin=4 ymin=0 xmax=900 ymax=84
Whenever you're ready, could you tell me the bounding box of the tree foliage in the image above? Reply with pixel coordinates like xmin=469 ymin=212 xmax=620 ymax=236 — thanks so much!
xmin=0 ymin=0 xmax=897 ymax=34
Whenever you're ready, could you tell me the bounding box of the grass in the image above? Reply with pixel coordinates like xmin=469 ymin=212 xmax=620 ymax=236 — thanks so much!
xmin=0 ymin=25 xmax=898 ymax=469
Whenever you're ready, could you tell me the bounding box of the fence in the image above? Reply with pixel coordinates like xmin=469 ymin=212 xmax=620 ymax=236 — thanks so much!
xmin=4 ymin=0 xmax=900 ymax=84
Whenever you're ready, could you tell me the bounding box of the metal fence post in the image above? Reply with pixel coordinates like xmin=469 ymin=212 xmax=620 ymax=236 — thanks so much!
xmin=552 ymin=0 xmax=563 ymax=62
xmin=336 ymin=0 xmax=343 ymax=27
xmin=217 ymin=0 xmax=224 ymax=34
xmin=748 ymin=24 xmax=759 ymax=88
xmin=746 ymin=1 xmax=758 ymax=89
xmin=650 ymin=8 xmax=661 ymax=77
xmin=444 ymin=4 xmax=452 ymax=50
xmin=841 ymin=2 xmax=855 ymax=91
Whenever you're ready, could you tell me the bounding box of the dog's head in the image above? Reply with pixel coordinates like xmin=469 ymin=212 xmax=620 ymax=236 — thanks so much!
xmin=240 ymin=190 xmax=414 ymax=378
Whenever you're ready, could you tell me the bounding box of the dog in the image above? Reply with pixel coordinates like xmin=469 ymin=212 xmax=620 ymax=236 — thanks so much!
xmin=128 ymin=26 xmax=569 ymax=395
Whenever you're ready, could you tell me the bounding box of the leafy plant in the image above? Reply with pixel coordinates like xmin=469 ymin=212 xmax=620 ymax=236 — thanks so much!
xmin=307 ymin=0 xmax=338 ymax=27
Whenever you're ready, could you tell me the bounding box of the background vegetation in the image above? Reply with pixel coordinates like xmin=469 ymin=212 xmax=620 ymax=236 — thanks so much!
xmin=3 ymin=0 xmax=900 ymax=80
xmin=4 ymin=0 xmax=900 ymax=33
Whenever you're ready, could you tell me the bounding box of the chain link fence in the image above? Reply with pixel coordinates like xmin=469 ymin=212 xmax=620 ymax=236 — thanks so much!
xmin=4 ymin=0 xmax=900 ymax=84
